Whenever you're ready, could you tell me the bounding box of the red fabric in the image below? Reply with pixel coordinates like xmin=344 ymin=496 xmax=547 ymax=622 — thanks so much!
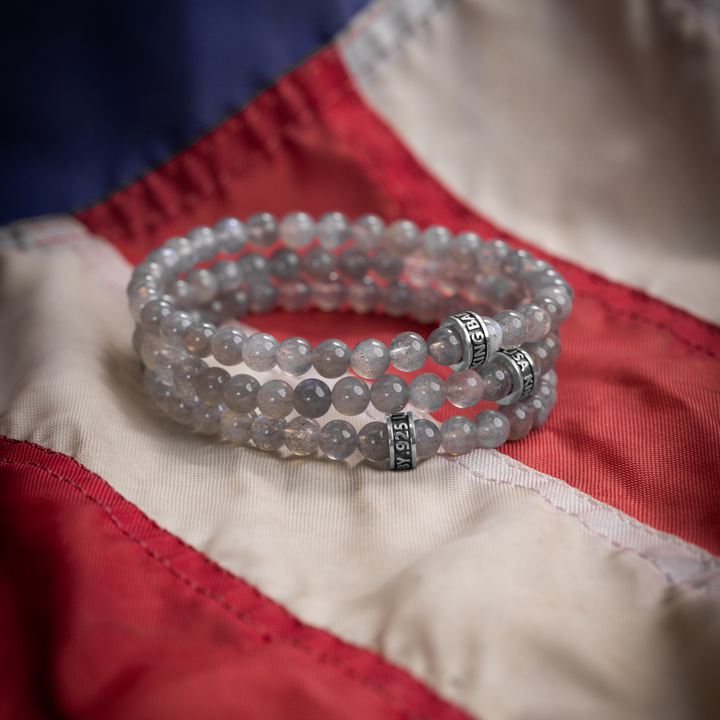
xmin=0 ymin=435 xmax=475 ymax=720
xmin=77 ymin=45 xmax=720 ymax=554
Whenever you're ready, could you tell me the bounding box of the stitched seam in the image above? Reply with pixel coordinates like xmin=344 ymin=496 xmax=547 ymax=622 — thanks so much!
xmin=0 ymin=447 xmax=453 ymax=720
xmin=432 ymin=452 xmax=720 ymax=591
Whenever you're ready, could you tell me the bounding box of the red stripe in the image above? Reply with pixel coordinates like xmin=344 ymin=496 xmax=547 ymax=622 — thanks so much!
xmin=0 ymin=435 xmax=476 ymax=720
xmin=77 ymin=46 xmax=720 ymax=554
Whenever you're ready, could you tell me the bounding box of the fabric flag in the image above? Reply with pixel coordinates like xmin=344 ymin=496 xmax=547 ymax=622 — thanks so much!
xmin=1 ymin=1 xmax=720 ymax=719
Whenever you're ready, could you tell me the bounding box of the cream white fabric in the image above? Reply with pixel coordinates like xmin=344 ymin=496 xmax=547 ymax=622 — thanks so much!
xmin=2 ymin=233 xmax=720 ymax=720
xmin=342 ymin=0 xmax=720 ymax=323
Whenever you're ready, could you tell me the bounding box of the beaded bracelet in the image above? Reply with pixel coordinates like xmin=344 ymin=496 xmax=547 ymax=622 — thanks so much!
xmin=129 ymin=212 xmax=571 ymax=469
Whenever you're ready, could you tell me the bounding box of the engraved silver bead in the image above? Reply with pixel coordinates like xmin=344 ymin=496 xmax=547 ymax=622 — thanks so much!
xmin=386 ymin=411 xmax=418 ymax=471
xmin=439 ymin=311 xmax=490 ymax=372
xmin=492 ymin=347 xmax=540 ymax=405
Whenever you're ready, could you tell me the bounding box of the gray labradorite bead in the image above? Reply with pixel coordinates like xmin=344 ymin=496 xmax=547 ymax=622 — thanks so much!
xmin=211 ymin=327 xmax=247 ymax=366
xmin=351 ymin=338 xmax=390 ymax=379
xmin=251 ymin=415 xmax=286 ymax=451
xmin=246 ymin=212 xmax=279 ymax=248
xmin=191 ymin=402 xmax=223 ymax=435
xmin=183 ymin=321 xmax=217 ymax=358
xmin=382 ymin=281 xmax=413 ymax=318
xmin=222 ymin=374 xmax=260 ymax=414
xmin=441 ymin=416 xmax=478 ymax=456
xmin=445 ymin=369 xmax=483 ymax=408
xmin=357 ymin=422 xmax=389 ymax=462
xmin=370 ymin=374 xmax=409 ymax=414
xmin=498 ymin=403 xmax=533 ymax=441
xmin=214 ymin=217 xmax=247 ymax=253
xmin=313 ymin=339 xmax=351 ymax=378
xmin=141 ymin=299 xmax=174 ymax=337
xmin=195 ymin=367 xmax=230 ymax=406
xmin=140 ymin=334 xmax=165 ymax=371
xmin=476 ymin=361 xmax=512 ymax=401
xmin=385 ymin=219 xmax=420 ymax=257
xmin=351 ymin=214 xmax=385 ymax=251
xmin=293 ymin=378 xmax=332 ymax=418
xmin=303 ymin=246 xmax=336 ymax=280
xmin=220 ymin=409 xmax=254 ymax=444
xmin=160 ymin=311 xmax=193 ymax=349
xmin=313 ymin=280 xmax=346 ymax=311
xmin=211 ymin=259 xmax=243 ymax=292
xmin=389 ymin=332 xmax=427 ymax=372
xmin=408 ymin=372 xmax=446 ymax=412
xmin=242 ymin=332 xmax=279 ymax=372
xmin=284 ymin=417 xmax=321 ymax=456
xmin=257 ymin=379 xmax=294 ymax=419
xmin=517 ymin=303 xmax=551 ymax=343
xmin=173 ymin=357 xmax=208 ymax=400
xmin=279 ymin=211 xmax=315 ymax=249
xmin=248 ymin=282 xmax=278 ymax=314
xmin=270 ymin=247 xmax=301 ymax=281
xmin=332 ymin=376 xmax=371 ymax=416
xmin=474 ymin=408 xmax=510 ymax=448
xmin=495 ymin=309 xmax=529 ymax=349
xmin=317 ymin=211 xmax=350 ymax=250
xmin=155 ymin=347 xmax=188 ymax=386
xmin=238 ymin=253 xmax=271 ymax=285
xmin=414 ymin=419 xmax=443 ymax=459
xmin=186 ymin=268 xmax=218 ymax=305
xmin=319 ymin=420 xmax=358 ymax=460
xmin=427 ymin=326 xmax=463 ymax=366
xmin=338 ymin=247 xmax=371 ymax=280
xmin=276 ymin=336 xmax=313 ymax=376
xmin=348 ymin=278 xmax=380 ymax=314
xmin=278 ymin=280 xmax=312 ymax=311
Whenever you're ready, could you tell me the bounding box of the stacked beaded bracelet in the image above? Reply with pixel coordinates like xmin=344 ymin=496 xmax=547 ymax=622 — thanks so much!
xmin=129 ymin=212 xmax=571 ymax=469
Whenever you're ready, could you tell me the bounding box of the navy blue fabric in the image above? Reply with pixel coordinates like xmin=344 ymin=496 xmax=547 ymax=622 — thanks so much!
xmin=0 ymin=0 xmax=369 ymax=224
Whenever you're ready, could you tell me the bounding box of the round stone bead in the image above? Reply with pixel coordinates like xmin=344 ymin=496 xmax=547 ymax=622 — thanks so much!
xmin=317 ymin=211 xmax=350 ymax=250
xmin=478 ymin=239 xmax=509 ymax=274
xmin=332 ymin=377 xmax=371 ymax=416
xmin=446 ymin=369 xmax=483 ymax=408
xmin=313 ymin=339 xmax=351 ymax=378
xmin=293 ymin=378 xmax=332 ymax=418
xmin=370 ymin=374 xmax=409 ymax=414
xmin=523 ymin=341 xmax=553 ymax=375
xmin=276 ymin=336 xmax=313 ymax=376
xmin=372 ymin=248 xmax=403 ymax=280
xmin=211 ymin=259 xmax=244 ymax=292
xmin=421 ymin=226 xmax=452 ymax=258
xmin=414 ymin=419 xmax=442 ymax=459
xmin=144 ymin=369 xmax=173 ymax=411
xmin=280 ymin=211 xmax=315 ymax=249
xmin=404 ymin=250 xmax=437 ymax=288
xmin=436 ymin=258 xmax=474 ymax=295
xmin=132 ymin=324 xmax=144 ymax=355
xmin=220 ymin=409 xmax=254 ymax=444
xmin=498 ymin=403 xmax=533 ymax=441
xmin=527 ymin=396 xmax=550 ymax=429
xmin=257 ymin=379 xmax=294 ymax=419
xmin=476 ymin=361 xmax=513 ymax=401
xmin=450 ymin=231 xmax=482 ymax=268
xmin=319 ymin=420 xmax=357 ymax=460
xmin=381 ymin=281 xmax=412 ymax=318
xmin=155 ymin=347 xmax=188 ymax=386
xmin=246 ymin=212 xmax=279 ymax=248
xmin=441 ymin=416 xmax=478 ymax=456
xmin=495 ymin=309 xmax=529 ymax=349
xmin=248 ymin=282 xmax=277 ymax=314
xmin=427 ymin=326 xmax=463 ymax=366
xmin=385 ymin=219 xmax=420 ymax=257
xmin=129 ymin=287 xmax=160 ymax=321
xmin=165 ymin=236 xmax=199 ymax=271
xmin=211 ymin=327 xmax=247 ymax=366
xmin=220 ymin=289 xmax=250 ymax=320
xmin=351 ymin=339 xmax=390 ymax=379
xmin=166 ymin=394 xmax=195 ymax=426
xmin=482 ymin=316 xmax=503 ymax=355
xmin=348 ymin=278 xmax=380 ymax=314
xmin=517 ymin=303 xmax=551 ymax=343
xmin=338 ymin=247 xmax=372 ymax=280
xmin=166 ymin=279 xmax=193 ymax=309
xmin=351 ymin=214 xmax=385 ymax=251
xmin=474 ymin=408 xmax=511 ymax=448
xmin=242 ymin=332 xmax=279 ymax=372
xmin=303 ymin=246 xmax=336 ymax=280
xmin=409 ymin=373 xmax=446 ymax=412
xmin=411 ymin=287 xmax=442 ymax=324
xmin=186 ymin=269 xmax=218 ymax=305
xmin=534 ymin=295 xmax=564 ymax=331
xmin=238 ymin=253 xmax=271 ymax=285
xmin=270 ymin=248 xmax=301 ymax=281
xmin=543 ymin=332 xmax=561 ymax=363
xmin=191 ymin=402 xmax=223 ymax=435
xmin=160 ymin=310 xmax=193 ymax=348
xmin=146 ymin=247 xmax=180 ymax=273
xmin=251 ymin=415 xmax=286 ymax=451
xmin=389 ymin=332 xmax=427 ymax=372
xmin=214 ymin=217 xmax=247 ymax=253
xmin=278 ymin=280 xmax=311 ymax=311
xmin=313 ymin=279 xmax=346 ymax=311
xmin=544 ymin=368 xmax=558 ymax=388
xmin=187 ymin=226 xmax=217 ymax=261
xmin=183 ymin=321 xmax=217 ymax=357
xmin=173 ymin=357 xmax=207 ymax=400
xmin=223 ymin=374 xmax=260 ymax=413
xmin=357 ymin=422 xmax=389 ymax=462
xmin=284 ymin=417 xmax=321 ymax=455
xmin=140 ymin=299 xmax=174 ymax=336
xmin=538 ymin=286 xmax=573 ymax=319
xmin=196 ymin=367 xmax=231 ymax=405
xmin=534 ymin=380 xmax=557 ymax=410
